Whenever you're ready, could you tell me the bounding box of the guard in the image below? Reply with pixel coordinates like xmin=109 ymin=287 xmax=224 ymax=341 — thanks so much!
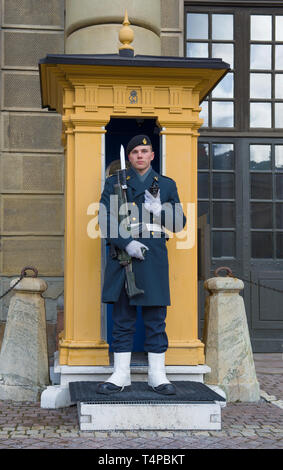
xmin=98 ymin=135 xmax=186 ymax=395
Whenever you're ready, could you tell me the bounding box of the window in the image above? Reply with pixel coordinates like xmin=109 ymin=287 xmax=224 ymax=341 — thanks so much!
xmin=250 ymin=144 xmax=283 ymax=258
xmin=185 ymin=7 xmax=283 ymax=132
xmin=186 ymin=12 xmax=234 ymax=128
xmin=249 ymin=15 xmax=283 ymax=128
xmin=198 ymin=142 xmax=236 ymax=258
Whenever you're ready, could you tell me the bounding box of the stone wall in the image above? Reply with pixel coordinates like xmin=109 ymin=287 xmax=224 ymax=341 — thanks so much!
xmin=0 ymin=0 xmax=182 ymax=361
xmin=65 ymin=0 xmax=161 ymax=55
xmin=0 ymin=0 xmax=65 ymax=361
xmin=160 ymin=0 xmax=184 ymax=56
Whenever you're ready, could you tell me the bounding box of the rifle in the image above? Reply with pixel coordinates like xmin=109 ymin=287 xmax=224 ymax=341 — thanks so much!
xmin=111 ymin=145 xmax=146 ymax=299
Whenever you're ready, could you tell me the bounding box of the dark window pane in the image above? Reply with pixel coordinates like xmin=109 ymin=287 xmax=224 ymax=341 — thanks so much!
xmin=250 ymin=145 xmax=271 ymax=170
xmin=276 ymin=233 xmax=283 ymax=258
xmin=212 ymin=143 xmax=234 ymax=170
xmin=250 ymin=174 xmax=272 ymax=199
xmin=213 ymin=173 xmax=234 ymax=198
xmin=213 ymin=202 xmax=235 ymax=227
xmin=213 ymin=231 xmax=235 ymax=257
xmin=251 ymin=203 xmax=273 ymax=228
xmin=276 ymin=175 xmax=283 ymax=199
xmin=276 ymin=204 xmax=283 ymax=228
xmin=251 ymin=232 xmax=273 ymax=258
xmin=198 ymin=201 xmax=210 ymax=221
xmin=198 ymin=143 xmax=209 ymax=169
xmin=198 ymin=173 xmax=209 ymax=198
xmin=187 ymin=13 xmax=208 ymax=39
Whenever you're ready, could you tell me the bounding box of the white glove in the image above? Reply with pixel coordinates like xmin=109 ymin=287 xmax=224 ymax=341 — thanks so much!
xmin=125 ymin=240 xmax=149 ymax=260
xmin=144 ymin=189 xmax=162 ymax=217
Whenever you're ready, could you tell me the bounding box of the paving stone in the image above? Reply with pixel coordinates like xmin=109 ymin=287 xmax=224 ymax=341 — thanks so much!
xmin=0 ymin=354 xmax=282 ymax=448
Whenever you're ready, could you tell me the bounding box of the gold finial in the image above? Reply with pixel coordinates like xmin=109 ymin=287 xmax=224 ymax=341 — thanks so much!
xmin=119 ymin=9 xmax=134 ymax=50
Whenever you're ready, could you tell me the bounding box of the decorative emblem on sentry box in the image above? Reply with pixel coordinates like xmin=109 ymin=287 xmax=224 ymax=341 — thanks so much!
xmin=129 ymin=90 xmax=138 ymax=104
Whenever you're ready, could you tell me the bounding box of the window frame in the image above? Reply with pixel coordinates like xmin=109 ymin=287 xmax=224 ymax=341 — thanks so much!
xmin=185 ymin=2 xmax=283 ymax=134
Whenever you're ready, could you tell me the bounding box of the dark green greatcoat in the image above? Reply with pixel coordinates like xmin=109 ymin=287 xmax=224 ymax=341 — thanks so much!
xmin=99 ymin=167 xmax=186 ymax=306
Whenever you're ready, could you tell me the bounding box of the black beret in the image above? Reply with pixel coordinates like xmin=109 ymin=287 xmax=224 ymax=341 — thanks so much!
xmin=126 ymin=135 xmax=152 ymax=156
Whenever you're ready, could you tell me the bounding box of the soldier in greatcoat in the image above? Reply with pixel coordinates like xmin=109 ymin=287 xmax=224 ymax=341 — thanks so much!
xmin=98 ymin=135 xmax=186 ymax=395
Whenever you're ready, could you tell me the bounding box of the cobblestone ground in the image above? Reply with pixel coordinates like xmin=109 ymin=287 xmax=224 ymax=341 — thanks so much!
xmin=0 ymin=354 xmax=282 ymax=449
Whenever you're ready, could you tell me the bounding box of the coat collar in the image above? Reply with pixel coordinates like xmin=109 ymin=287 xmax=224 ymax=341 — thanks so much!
xmin=126 ymin=166 xmax=159 ymax=198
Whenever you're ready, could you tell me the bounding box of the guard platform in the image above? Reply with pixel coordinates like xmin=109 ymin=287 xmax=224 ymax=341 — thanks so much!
xmin=69 ymin=380 xmax=226 ymax=431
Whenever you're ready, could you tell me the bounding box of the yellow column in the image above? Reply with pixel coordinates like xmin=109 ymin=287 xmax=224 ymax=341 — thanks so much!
xmin=160 ymin=124 xmax=205 ymax=365
xmin=59 ymin=119 xmax=109 ymax=365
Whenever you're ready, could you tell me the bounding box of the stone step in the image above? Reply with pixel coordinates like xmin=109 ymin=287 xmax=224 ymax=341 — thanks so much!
xmin=78 ymin=401 xmax=223 ymax=431
xmin=71 ymin=381 xmax=226 ymax=431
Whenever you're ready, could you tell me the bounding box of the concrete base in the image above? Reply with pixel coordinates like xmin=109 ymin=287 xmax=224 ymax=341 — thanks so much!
xmin=41 ymin=351 xmax=214 ymax=409
xmin=41 ymin=385 xmax=73 ymax=409
xmin=78 ymin=397 xmax=225 ymax=431
xmin=0 ymin=383 xmax=44 ymax=402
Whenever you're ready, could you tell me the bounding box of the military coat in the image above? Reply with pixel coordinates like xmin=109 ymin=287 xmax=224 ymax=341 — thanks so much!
xmin=99 ymin=167 xmax=186 ymax=306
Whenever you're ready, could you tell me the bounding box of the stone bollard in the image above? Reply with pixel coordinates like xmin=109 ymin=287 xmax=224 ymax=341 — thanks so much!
xmin=0 ymin=276 xmax=50 ymax=401
xmin=203 ymin=276 xmax=260 ymax=402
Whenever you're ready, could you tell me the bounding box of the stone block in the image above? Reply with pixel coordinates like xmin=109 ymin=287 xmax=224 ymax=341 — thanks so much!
xmin=0 ymin=276 xmax=49 ymax=401
xmin=3 ymin=113 xmax=62 ymax=152
xmin=3 ymin=0 xmax=64 ymax=28
xmin=0 ymin=153 xmax=64 ymax=193
xmin=3 ymin=31 xmax=64 ymax=68
xmin=66 ymin=0 xmax=161 ymax=37
xmin=0 ymin=237 xmax=64 ymax=276
xmin=3 ymin=72 xmax=42 ymax=109
xmin=1 ymin=276 xmax=63 ymax=322
xmin=0 ymin=278 xmax=15 ymax=321
xmin=1 ymin=195 xmax=64 ymax=234
xmin=66 ymin=24 xmax=161 ymax=56
xmin=203 ymin=277 xmax=260 ymax=402
xmin=161 ymin=0 xmax=180 ymax=29
xmin=161 ymin=35 xmax=180 ymax=56
xmin=78 ymin=401 xmax=222 ymax=431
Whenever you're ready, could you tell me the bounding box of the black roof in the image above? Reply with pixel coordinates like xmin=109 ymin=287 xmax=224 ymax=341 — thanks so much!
xmin=39 ymin=53 xmax=230 ymax=70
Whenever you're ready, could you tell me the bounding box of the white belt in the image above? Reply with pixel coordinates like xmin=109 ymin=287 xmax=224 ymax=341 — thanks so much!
xmin=130 ymin=222 xmax=163 ymax=234
xmin=146 ymin=223 xmax=163 ymax=232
